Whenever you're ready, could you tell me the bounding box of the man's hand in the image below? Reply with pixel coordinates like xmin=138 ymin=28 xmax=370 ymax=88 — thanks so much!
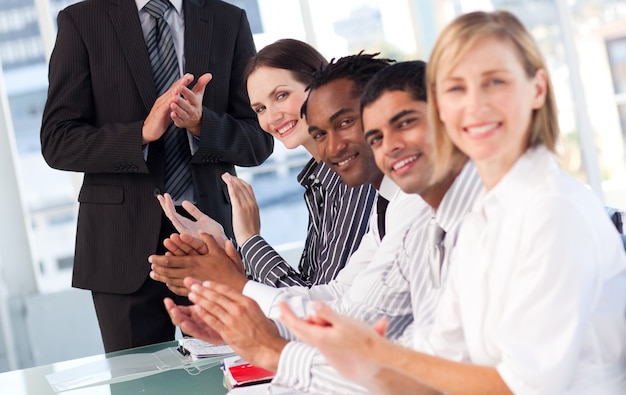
xmin=143 ymin=74 xmax=195 ymax=144
xmin=163 ymin=233 xmax=208 ymax=256
xmin=163 ymin=281 xmax=224 ymax=345
xmin=149 ymin=233 xmax=246 ymax=296
xmin=188 ymin=279 xmax=287 ymax=371
xmin=170 ymin=73 xmax=212 ymax=136
xmin=279 ymin=301 xmax=388 ymax=382
xmin=158 ymin=193 xmax=227 ymax=249
xmin=222 ymin=173 xmax=261 ymax=245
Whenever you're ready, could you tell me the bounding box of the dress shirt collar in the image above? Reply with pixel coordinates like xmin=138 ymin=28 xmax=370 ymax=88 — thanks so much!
xmin=378 ymin=175 xmax=400 ymax=200
xmin=478 ymin=145 xmax=556 ymax=223
xmin=297 ymin=158 xmax=342 ymax=193
xmin=136 ymin=0 xmax=183 ymax=14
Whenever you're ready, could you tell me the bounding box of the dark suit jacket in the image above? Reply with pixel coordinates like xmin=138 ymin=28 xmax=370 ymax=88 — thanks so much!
xmin=40 ymin=0 xmax=273 ymax=294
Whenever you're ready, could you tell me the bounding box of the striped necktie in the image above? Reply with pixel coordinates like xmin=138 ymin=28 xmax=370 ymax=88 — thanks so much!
xmin=144 ymin=0 xmax=192 ymax=200
xmin=428 ymin=218 xmax=446 ymax=288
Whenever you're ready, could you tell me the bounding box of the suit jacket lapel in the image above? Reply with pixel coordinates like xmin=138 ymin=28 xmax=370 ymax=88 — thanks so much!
xmin=109 ymin=0 xmax=156 ymax=111
xmin=184 ymin=0 xmax=212 ymax=77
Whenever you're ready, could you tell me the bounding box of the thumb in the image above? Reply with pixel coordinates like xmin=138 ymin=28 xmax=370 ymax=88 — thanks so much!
xmin=225 ymin=239 xmax=239 ymax=260
xmin=224 ymin=239 xmax=245 ymax=273
xmin=373 ymin=318 xmax=388 ymax=337
xmin=181 ymin=200 xmax=205 ymax=221
xmin=198 ymin=231 xmax=220 ymax=250
xmin=310 ymin=301 xmax=339 ymax=325
xmin=192 ymin=73 xmax=213 ymax=94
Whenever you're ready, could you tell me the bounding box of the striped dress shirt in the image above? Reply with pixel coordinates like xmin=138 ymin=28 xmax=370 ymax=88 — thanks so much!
xmin=272 ymin=163 xmax=483 ymax=394
xmin=241 ymin=177 xmax=410 ymax=320
xmin=241 ymin=158 xmax=376 ymax=287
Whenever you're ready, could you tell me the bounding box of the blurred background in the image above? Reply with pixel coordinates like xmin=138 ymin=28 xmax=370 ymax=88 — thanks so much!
xmin=0 ymin=0 xmax=625 ymax=372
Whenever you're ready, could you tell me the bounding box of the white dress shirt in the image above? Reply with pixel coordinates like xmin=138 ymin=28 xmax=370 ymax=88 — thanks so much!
xmin=242 ymin=176 xmax=414 ymax=319
xmin=272 ymin=164 xmax=483 ymax=394
xmin=420 ymin=146 xmax=626 ymax=395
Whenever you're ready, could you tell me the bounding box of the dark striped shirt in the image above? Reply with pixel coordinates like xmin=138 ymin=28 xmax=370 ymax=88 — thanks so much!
xmin=240 ymin=158 xmax=376 ymax=287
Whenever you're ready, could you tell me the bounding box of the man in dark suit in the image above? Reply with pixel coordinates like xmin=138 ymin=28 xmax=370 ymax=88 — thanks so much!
xmin=40 ymin=0 xmax=273 ymax=352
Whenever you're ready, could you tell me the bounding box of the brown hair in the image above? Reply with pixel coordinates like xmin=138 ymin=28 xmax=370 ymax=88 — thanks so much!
xmin=427 ymin=10 xmax=559 ymax=179
xmin=244 ymin=39 xmax=328 ymax=87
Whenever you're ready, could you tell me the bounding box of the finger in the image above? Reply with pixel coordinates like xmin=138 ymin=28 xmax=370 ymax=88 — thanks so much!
xmin=199 ymin=232 xmax=236 ymax=263
xmin=162 ymin=194 xmax=187 ymax=231
xmin=158 ymin=193 xmax=176 ymax=220
xmin=170 ymin=101 xmax=190 ymax=121
xmin=164 ymin=298 xmax=177 ymax=312
xmin=231 ymin=179 xmax=259 ymax=214
xmin=224 ymin=240 xmax=244 ymax=272
xmin=183 ymin=276 xmax=203 ymax=289
xmin=223 ymin=179 xmax=256 ymax=219
xmin=156 ymin=193 xmax=166 ymax=207
xmin=177 ymin=73 xmax=194 ymax=89
xmin=189 ymin=281 xmax=240 ymax=317
xmin=192 ymin=73 xmax=213 ymax=95
xmin=304 ymin=314 xmax=332 ymax=327
xmin=163 ymin=237 xmax=187 ymax=256
xmin=181 ymin=200 xmax=207 ymax=222
xmin=150 ymin=267 xmax=185 ymax=284
xmin=229 ymin=174 xmax=256 ymax=200
xmin=188 ymin=292 xmax=231 ymax=332
xmin=149 ymin=254 xmax=179 ymax=268
xmin=199 ymin=232 xmax=221 ymax=252
xmin=164 ymin=298 xmax=186 ymax=326
xmin=310 ymin=301 xmax=341 ymax=324
xmin=179 ymin=233 xmax=209 ymax=254
xmin=165 ymin=74 xmax=194 ymax=97
xmin=222 ymin=173 xmax=254 ymax=202
xmin=373 ymin=318 xmax=388 ymax=337
xmin=179 ymin=319 xmax=206 ymax=339
xmin=202 ymin=280 xmax=243 ymax=299
xmin=278 ymin=301 xmax=319 ymax=340
xmin=168 ymin=234 xmax=197 ymax=255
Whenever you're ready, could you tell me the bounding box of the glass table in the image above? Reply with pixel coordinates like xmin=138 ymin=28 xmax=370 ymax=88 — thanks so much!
xmin=0 ymin=341 xmax=228 ymax=395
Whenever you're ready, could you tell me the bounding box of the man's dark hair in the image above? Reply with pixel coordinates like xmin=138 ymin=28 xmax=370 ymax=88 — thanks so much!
xmin=360 ymin=60 xmax=427 ymax=114
xmin=301 ymin=52 xmax=394 ymax=117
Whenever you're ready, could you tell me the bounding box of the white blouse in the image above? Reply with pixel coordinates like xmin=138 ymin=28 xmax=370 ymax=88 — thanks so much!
xmin=425 ymin=146 xmax=626 ymax=394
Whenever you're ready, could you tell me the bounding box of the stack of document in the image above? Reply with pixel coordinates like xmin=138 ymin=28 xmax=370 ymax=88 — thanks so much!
xmin=178 ymin=338 xmax=235 ymax=361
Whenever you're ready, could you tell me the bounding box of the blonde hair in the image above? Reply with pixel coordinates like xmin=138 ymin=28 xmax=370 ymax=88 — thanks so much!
xmin=427 ymin=10 xmax=559 ymax=180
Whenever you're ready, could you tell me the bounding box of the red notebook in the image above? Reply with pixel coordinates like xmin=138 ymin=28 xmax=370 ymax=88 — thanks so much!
xmin=222 ymin=356 xmax=274 ymax=389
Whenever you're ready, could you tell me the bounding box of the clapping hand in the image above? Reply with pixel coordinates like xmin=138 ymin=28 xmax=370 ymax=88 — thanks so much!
xmin=157 ymin=192 xmax=227 ymax=249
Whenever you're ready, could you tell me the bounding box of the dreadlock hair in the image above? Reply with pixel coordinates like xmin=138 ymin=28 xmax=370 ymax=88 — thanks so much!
xmin=301 ymin=52 xmax=394 ymax=118
xmin=360 ymin=60 xmax=427 ymax=114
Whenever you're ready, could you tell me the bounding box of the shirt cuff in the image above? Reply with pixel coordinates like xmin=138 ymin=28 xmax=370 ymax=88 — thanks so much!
xmin=188 ymin=131 xmax=199 ymax=154
xmin=240 ymin=234 xmax=261 ymax=251
xmin=242 ymin=280 xmax=282 ymax=317
xmin=272 ymin=341 xmax=318 ymax=392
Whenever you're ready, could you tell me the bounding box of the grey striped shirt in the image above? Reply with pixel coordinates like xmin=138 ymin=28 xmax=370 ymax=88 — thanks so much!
xmin=272 ymin=163 xmax=483 ymax=394
xmin=241 ymin=158 xmax=376 ymax=287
